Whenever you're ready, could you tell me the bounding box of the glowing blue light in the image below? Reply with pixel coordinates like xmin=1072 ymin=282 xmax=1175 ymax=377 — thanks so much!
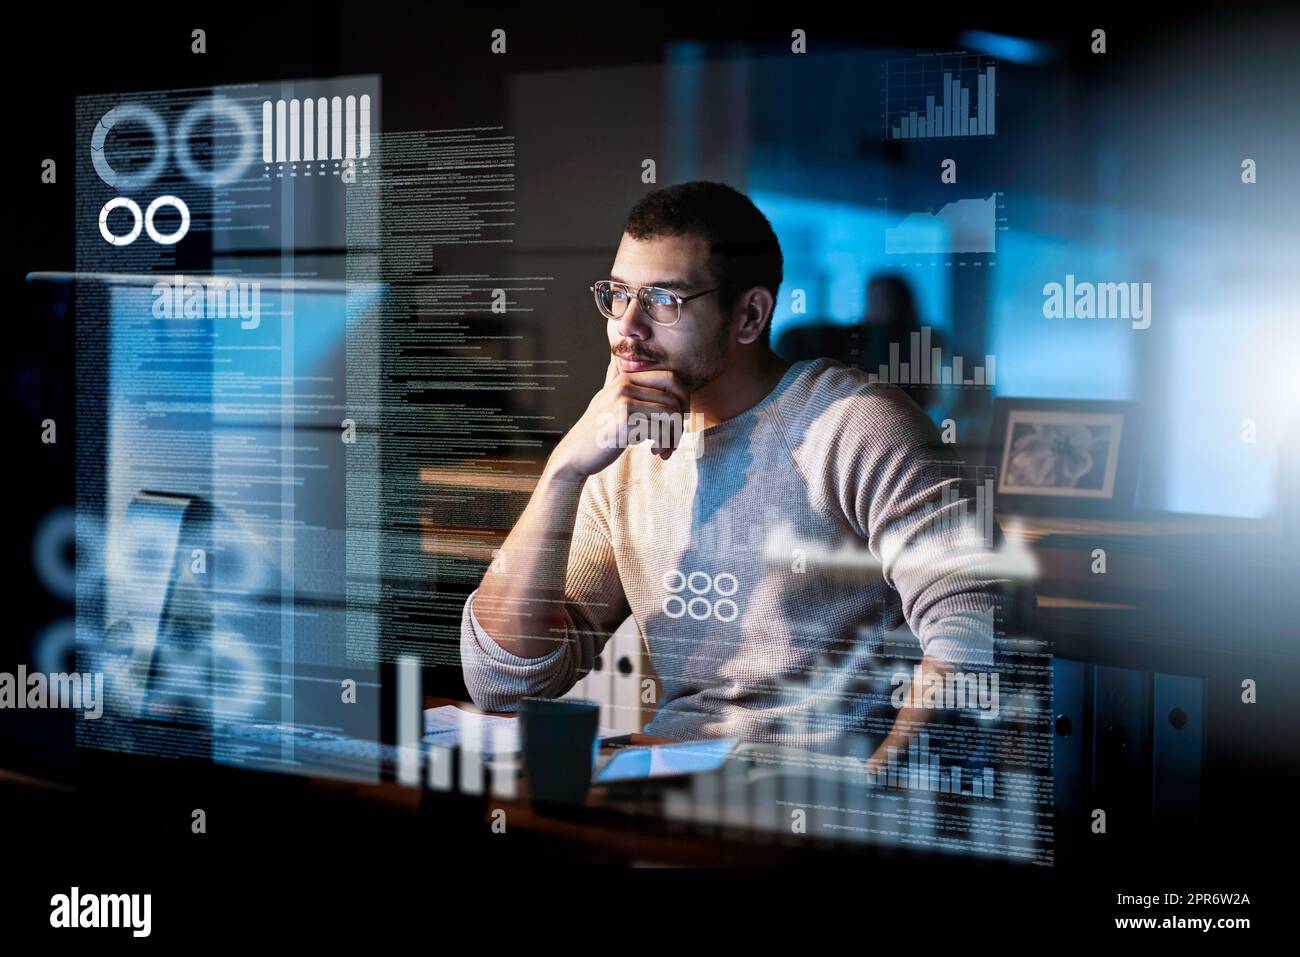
xmin=957 ymin=30 xmax=1054 ymax=65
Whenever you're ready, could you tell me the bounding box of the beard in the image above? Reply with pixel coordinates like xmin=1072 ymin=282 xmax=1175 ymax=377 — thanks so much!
xmin=611 ymin=316 xmax=735 ymax=391
xmin=668 ymin=317 xmax=734 ymax=391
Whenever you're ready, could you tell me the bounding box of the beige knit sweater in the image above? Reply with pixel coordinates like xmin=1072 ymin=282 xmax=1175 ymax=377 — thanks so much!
xmin=461 ymin=358 xmax=1006 ymax=750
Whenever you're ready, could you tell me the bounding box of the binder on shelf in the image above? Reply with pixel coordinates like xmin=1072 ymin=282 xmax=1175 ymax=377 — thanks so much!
xmin=1092 ymin=665 xmax=1151 ymax=834
xmin=1152 ymin=672 xmax=1204 ymax=829
xmin=1052 ymin=658 xmax=1089 ymax=826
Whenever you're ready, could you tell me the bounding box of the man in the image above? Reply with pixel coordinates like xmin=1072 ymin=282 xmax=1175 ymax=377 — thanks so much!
xmin=461 ymin=181 xmax=1007 ymax=761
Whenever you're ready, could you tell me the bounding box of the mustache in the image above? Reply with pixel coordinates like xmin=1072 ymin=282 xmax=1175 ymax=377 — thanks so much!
xmin=612 ymin=344 xmax=665 ymax=362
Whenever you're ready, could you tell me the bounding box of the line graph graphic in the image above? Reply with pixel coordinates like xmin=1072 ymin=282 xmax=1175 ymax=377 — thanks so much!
xmin=882 ymin=193 xmax=1004 ymax=256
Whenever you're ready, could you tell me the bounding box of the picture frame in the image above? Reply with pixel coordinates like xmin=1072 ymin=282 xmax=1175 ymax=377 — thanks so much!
xmin=984 ymin=397 xmax=1142 ymax=518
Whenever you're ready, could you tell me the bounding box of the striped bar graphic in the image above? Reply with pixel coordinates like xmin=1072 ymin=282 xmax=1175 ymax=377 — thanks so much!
xmin=261 ymin=93 xmax=372 ymax=164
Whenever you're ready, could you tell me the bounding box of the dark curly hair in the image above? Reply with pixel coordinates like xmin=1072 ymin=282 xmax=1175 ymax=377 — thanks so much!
xmin=623 ymin=181 xmax=783 ymax=345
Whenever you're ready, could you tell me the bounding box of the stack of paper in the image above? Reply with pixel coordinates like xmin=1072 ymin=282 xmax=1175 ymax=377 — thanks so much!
xmin=422 ymin=705 xmax=625 ymax=755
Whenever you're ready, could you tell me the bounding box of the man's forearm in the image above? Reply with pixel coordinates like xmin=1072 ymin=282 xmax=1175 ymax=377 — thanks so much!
xmin=470 ymin=457 xmax=589 ymax=659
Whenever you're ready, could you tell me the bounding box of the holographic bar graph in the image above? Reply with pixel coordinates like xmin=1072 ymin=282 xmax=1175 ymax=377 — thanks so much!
xmin=930 ymin=471 xmax=996 ymax=547
xmin=886 ymin=57 xmax=997 ymax=140
xmin=866 ymin=326 xmax=996 ymax=386
xmin=397 ymin=655 xmax=421 ymax=786
xmin=262 ymin=94 xmax=372 ymax=163
xmin=864 ymin=732 xmax=997 ymax=798
xmin=395 ymin=662 xmax=514 ymax=798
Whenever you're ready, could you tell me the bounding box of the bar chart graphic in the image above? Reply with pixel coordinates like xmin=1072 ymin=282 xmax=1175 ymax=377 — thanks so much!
xmin=866 ymin=325 xmax=997 ymax=387
xmin=866 ymin=732 xmax=998 ymax=798
xmin=261 ymin=94 xmax=372 ymax=166
xmin=884 ymin=54 xmax=998 ymax=140
xmin=884 ymin=194 xmax=999 ymax=255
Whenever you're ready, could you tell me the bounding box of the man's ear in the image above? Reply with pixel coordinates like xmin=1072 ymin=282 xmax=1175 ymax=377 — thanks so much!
xmin=734 ymin=287 xmax=774 ymax=346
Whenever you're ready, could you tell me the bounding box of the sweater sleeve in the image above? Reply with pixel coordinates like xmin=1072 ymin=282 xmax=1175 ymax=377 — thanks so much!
xmin=459 ymin=483 xmax=631 ymax=712
xmin=782 ymin=373 xmax=1005 ymax=669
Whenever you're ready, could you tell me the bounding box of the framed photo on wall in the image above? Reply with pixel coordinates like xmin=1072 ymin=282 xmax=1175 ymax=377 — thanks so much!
xmin=985 ymin=398 xmax=1142 ymax=517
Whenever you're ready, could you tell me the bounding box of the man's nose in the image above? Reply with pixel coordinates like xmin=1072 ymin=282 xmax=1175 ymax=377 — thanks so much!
xmin=616 ymin=297 xmax=653 ymax=340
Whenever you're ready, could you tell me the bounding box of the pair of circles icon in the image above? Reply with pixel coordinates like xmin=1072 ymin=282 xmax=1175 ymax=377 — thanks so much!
xmin=98 ymin=195 xmax=190 ymax=246
xmin=91 ymin=98 xmax=256 ymax=190
xmin=662 ymin=570 xmax=739 ymax=623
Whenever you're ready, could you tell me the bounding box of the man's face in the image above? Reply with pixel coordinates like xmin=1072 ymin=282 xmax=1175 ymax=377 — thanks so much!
xmin=605 ymin=232 xmax=734 ymax=392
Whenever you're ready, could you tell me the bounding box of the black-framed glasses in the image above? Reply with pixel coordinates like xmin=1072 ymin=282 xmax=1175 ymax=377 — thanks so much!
xmin=590 ymin=280 xmax=718 ymax=327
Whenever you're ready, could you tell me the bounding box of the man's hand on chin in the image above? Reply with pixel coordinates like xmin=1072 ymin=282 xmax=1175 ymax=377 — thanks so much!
xmin=547 ymin=354 xmax=691 ymax=480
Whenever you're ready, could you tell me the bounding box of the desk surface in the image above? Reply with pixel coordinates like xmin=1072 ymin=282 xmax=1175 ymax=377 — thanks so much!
xmin=298 ymin=697 xmax=1043 ymax=868
xmin=300 ymin=696 xmax=784 ymax=865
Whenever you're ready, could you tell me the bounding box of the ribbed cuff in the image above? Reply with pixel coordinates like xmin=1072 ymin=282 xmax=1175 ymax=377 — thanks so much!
xmin=921 ymin=632 xmax=996 ymax=670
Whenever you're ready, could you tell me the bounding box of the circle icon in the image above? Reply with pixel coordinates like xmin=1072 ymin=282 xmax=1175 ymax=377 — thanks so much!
xmin=91 ymin=103 xmax=170 ymax=191
xmin=32 ymin=507 xmax=76 ymax=602
xmin=687 ymin=571 xmax=712 ymax=594
xmin=144 ymin=195 xmax=191 ymax=245
xmin=173 ymin=95 xmax=255 ymax=186
xmin=98 ymin=197 xmax=143 ymax=246
xmin=33 ymin=619 xmax=76 ymax=677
